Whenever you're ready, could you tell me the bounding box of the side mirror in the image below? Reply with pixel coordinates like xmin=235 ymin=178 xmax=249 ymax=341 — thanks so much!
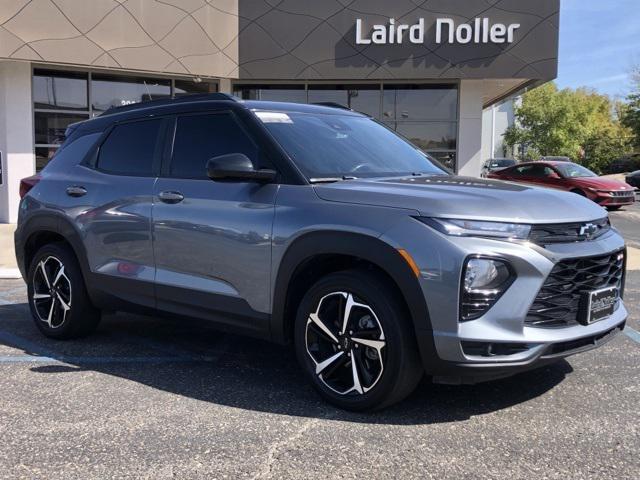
xmin=206 ymin=153 xmax=277 ymax=183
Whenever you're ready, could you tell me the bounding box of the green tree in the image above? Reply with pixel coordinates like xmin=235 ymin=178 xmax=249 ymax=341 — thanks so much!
xmin=621 ymin=66 xmax=640 ymax=150
xmin=504 ymin=82 xmax=632 ymax=172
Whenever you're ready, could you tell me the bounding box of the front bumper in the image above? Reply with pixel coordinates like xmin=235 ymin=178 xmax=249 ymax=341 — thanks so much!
xmin=592 ymin=192 xmax=635 ymax=206
xmin=381 ymin=217 xmax=628 ymax=384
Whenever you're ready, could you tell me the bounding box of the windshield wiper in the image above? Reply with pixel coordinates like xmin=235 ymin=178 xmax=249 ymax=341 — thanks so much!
xmin=309 ymin=176 xmax=358 ymax=184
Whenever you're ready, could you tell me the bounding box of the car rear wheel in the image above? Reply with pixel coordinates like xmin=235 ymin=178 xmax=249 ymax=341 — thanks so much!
xmin=294 ymin=270 xmax=423 ymax=411
xmin=27 ymin=243 xmax=101 ymax=339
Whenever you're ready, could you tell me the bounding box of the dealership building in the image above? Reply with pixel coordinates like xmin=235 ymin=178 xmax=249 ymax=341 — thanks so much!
xmin=0 ymin=0 xmax=559 ymax=223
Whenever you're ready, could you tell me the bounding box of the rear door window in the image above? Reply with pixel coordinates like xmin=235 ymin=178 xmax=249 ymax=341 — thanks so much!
xmin=97 ymin=119 xmax=163 ymax=176
xmin=169 ymin=113 xmax=259 ymax=179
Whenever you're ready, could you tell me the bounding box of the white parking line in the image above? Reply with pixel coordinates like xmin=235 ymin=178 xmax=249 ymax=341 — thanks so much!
xmin=624 ymin=326 xmax=640 ymax=344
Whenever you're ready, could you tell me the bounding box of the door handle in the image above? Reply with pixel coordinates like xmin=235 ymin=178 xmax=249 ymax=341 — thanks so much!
xmin=158 ymin=191 xmax=184 ymax=204
xmin=66 ymin=186 xmax=87 ymax=197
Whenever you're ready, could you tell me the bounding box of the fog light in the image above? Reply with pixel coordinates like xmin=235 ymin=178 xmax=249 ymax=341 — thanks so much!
xmin=461 ymin=257 xmax=514 ymax=321
xmin=464 ymin=258 xmax=511 ymax=292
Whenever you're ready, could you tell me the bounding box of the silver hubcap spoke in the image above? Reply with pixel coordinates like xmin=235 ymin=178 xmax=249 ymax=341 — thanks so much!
xmin=305 ymin=291 xmax=386 ymax=396
xmin=32 ymin=256 xmax=72 ymax=329
xmin=315 ymin=351 xmax=344 ymax=374
xmin=308 ymin=312 xmax=339 ymax=344
xmin=39 ymin=261 xmax=51 ymax=289
xmin=348 ymin=351 xmax=364 ymax=394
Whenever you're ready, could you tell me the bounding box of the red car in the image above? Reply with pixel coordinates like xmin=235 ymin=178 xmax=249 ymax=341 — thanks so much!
xmin=488 ymin=161 xmax=636 ymax=210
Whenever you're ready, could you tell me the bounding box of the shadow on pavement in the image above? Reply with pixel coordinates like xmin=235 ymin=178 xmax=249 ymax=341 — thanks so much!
xmin=0 ymin=303 xmax=573 ymax=425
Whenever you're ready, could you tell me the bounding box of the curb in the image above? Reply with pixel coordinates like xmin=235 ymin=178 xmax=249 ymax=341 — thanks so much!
xmin=0 ymin=268 xmax=21 ymax=279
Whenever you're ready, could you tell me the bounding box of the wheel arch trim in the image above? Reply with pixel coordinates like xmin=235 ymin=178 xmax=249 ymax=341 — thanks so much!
xmin=271 ymin=231 xmax=434 ymax=344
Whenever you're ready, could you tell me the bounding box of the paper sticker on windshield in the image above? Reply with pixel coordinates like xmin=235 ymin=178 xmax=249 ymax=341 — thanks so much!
xmin=255 ymin=111 xmax=293 ymax=124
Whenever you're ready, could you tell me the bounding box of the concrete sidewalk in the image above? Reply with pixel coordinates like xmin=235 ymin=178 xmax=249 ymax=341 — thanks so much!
xmin=0 ymin=224 xmax=20 ymax=278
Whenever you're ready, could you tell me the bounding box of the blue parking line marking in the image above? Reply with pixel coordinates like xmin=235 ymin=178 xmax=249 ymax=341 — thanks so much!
xmin=624 ymin=327 xmax=640 ymax=344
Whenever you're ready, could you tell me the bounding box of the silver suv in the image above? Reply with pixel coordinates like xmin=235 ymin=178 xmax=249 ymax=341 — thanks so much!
xmin=15 ymin=94 xmax=627 ymax=411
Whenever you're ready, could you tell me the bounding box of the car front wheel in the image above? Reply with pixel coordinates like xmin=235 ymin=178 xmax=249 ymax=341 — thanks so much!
xmin=294 ymin=270 xmax=423 ymax=411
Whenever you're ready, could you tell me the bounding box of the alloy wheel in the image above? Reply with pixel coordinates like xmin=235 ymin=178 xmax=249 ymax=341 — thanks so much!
xmin=32 ymin=256 xmax=72 ymax=329
xmin=305 ymin=291 xmax=386 ymax=395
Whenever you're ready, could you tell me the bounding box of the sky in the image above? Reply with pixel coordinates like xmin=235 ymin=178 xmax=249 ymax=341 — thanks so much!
xmin=556 ymin=0 xmax=640 ymax=99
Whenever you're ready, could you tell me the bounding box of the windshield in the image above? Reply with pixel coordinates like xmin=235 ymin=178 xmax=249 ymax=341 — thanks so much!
xmin=554 ymin=163 xmax=597 ymax=178
xmin=255 ymin=111 xmax=448 ymax=179
xmin=490 ymin=159 xmax=515 ymax=168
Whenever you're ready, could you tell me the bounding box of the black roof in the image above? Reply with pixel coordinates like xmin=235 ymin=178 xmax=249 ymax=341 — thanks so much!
xmin=69 ymin=93 xmax=363 ymax=134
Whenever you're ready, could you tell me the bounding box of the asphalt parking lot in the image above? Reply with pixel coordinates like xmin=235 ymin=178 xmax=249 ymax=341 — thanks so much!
xmin=0 ymin=204 xmax=639 ymax=479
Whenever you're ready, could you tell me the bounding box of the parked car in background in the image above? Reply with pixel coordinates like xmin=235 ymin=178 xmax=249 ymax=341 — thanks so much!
xmin=626 ymin=170 xmax=640 ymax=189
xmin=480 ymin=158 xmax=517 ymax=177
xmin=540 ymin=156 xmax=571 ymax=162
xmin=607 ymin=154 xmax=640 ymax=175
xmin=489 ymin=161 xmax=635 ymax=210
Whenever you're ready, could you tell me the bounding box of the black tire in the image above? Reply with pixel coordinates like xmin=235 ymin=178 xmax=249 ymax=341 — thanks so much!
xmin=606 ymin=206 xmax=622 ymax=211
xmin=572 ymin=189 xmax=587 ymax=197
xmin=294 ymin=269 xmax=423 ymax=411
xmin=27 ymin=242 xmax=100 ymax=339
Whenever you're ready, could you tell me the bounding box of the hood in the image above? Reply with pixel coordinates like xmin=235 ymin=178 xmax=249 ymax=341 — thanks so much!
xmin=314 ymin=175 xmax=607 ymax=223
xmin=570 ymin=177 xmax=634 ymax=191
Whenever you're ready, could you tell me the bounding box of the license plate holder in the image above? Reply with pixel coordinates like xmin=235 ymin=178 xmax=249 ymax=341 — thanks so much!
xmin=580 ymin=286 xmax=618 ymax=325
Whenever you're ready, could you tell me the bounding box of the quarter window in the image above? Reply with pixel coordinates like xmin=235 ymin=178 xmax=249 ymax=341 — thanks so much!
xmin=170 ymin=113 xmax=259 ymax=179
xmin=97 ymin=120 xmax=162 ymax=176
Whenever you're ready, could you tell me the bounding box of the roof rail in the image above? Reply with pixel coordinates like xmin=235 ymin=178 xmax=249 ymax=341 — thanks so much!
xmin=99 ymin=92 xmax=238 ymax=117
xmin=310 ymin=102 xmax=352 ymax=111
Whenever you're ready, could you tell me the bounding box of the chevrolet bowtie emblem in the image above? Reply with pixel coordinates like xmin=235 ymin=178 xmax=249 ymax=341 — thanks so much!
xmin=579 ymin=223 xmax=598 ymax=237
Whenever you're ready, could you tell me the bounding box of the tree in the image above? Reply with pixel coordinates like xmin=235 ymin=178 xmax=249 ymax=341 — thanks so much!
xmin=504 ymin=82 xmax=633 ymax=172
xmin=621 ymin=66 xmax=640 ymax=150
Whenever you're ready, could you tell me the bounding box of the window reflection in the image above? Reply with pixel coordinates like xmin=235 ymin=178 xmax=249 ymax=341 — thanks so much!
xmin=394 ymin=122 xmax=457 ymax=150
xmin=34 ymin=112 xmax=89 ymax=145
xmin=308 ymin=85 xmax=381 ymax=118
xmin=383 ymin=85 xmax=457 ymax=121
xmin=174 ymin=79 xmax=218 ymax=97
xmin=234 ymin=85 xmax=307 ymax=103
xmin=35 ymin=147 xmax=58 ymax=172
xmin=91 ymin=74 xmax=171 ymax=111
xmin=33 ymin=69 xmax=88 ymax=110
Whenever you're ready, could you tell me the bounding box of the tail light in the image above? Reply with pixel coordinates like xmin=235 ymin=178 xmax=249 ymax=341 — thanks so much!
xmin=19 ymin=174 xmax=41 ymax=199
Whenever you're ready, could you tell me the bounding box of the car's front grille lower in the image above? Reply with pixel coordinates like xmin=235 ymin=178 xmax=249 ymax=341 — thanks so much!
xmin=529 ymin=217 xmax=610 ymax=244
xmin=609 ymin=190 xmax=635 ymax=198
xmin=525 ymin=250 xmax=625 ymax=328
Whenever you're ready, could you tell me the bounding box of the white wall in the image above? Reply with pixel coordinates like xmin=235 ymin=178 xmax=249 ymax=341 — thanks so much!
xmin=456 ymin=80 xmax=484 ymax=177
xmin=0 ymin=61 xmax=34 ymax=223
xmin=481 ymin=99 xmax=516 ymax=160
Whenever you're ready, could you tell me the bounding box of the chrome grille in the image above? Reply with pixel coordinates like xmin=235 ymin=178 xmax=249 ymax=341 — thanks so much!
xmin=525 ymin=250 xmax=625 ymax=328
xmin=610 ymin=190 xmax=634 ymax=197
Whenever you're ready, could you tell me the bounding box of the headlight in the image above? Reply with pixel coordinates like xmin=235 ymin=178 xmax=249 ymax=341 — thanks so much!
xmin=460 ymin=257 xmax=514 ymax=321
xmin=419 ymin=218 xmax=531 ymax=240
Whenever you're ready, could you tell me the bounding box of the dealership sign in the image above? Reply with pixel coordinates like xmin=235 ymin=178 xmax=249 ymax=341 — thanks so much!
xmin=355 ymin=18 xmax=521 ymax=45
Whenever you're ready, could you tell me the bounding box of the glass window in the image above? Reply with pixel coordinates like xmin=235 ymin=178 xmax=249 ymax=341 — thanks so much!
xmin=38 ymin=133 xmax=102 ymax=172
xmin=33 ymin=69 xmax=88 ymax=110
xmin=308 ymin=85 xmax=381 ymax=118
xmin=91 ymin=74 xmax=171 ymax=112
xmin=383 ymin=85 xmax=457 ymax=121
xmin=554 ymin=163 xmax=597 ymax=178
xmin=35 ymin=147 xmax=58 ymax=172
xmin=394 ymin=122 xmax=457 ymax=151
xmin=174 ymin=79 xmax=218 ymax=97
xmin=426 ymin=151 xmax=456 ymax=171
xmin=97 ymin=119 xmax=162 ymax=176
xmin=170 ymin=113 xmax=259 ymax=179
xmin=234 ymin=85 xmax=307 ymax=103
xmin=257 ymin=111 xmax=447 ymax=179
xmin=35 ymin=112 xmax=89 ymax=145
